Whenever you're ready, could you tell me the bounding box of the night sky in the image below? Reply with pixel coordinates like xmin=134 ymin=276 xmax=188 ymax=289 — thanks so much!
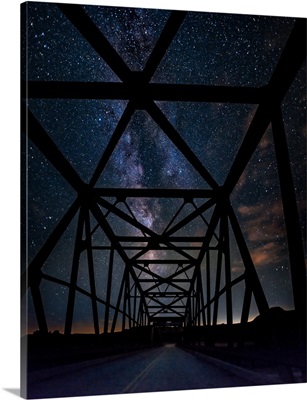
xmin=22 ymin=1 xmax=306 ymax=333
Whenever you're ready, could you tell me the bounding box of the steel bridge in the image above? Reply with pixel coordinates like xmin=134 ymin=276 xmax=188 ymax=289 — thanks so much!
xmin=21 ymin=3 xmax=306 ymax=354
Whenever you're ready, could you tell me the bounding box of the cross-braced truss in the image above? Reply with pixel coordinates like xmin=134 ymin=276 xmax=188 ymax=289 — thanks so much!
xmin=21 ymin=4 xmax=306 ymax=335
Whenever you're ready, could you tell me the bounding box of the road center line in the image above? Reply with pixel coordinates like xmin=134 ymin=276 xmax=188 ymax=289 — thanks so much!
xmin=122 ymin=348 xmax=167 ymax=393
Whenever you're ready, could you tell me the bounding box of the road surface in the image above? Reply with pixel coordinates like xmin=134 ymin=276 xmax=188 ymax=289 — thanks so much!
xmin=27 ymin=344 xmax=253 ymax=398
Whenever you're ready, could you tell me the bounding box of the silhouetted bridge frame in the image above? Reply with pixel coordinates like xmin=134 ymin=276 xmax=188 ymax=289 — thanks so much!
xmin=21 ymin=3 xmax=306 ymax=345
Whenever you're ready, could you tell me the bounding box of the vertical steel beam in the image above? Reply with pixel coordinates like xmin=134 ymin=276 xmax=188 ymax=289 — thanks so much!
xmin=104 ymin=247 xmax=114 ymax=334
xmin=144 ymin=309 xmax=148 ymax=326
xmin=184 ymin=298 xmax=189 ymax=327
xmin=141 ymin=303 xmax=145 ymax=326
xmin=84 ymin=208 xmax=99 ymax=335
xmin=30 ymin=283 xmax=48 ymax=334
xmin=137 ymin=302 xmax=142 ymax=326
xmin=213 ymin=221 xmax=224 ymax=325
xmin=191 ymin=290 xmax=195 ymax=326
xmin=187 ymin=297 xmax=192 ymax=327
xmin=196 ymin=275 xmax=201 ymax=326
xmin=195 ymin=279 xmax=199 ymax=326
xmin=241 ymin=284 xmax=252 ymax=324
xmin=126 ymin=274 xmax=132 ymax=330
xmin=199 ymin=271 xmax=206 ymax=326
xmin=271 ymin=105 xmax=306 ymax=325
xmin=206 ymin=251 xmax=211 ymax=325
xmin=195 ymin=289 xmax=199 ymax=326
xmin=138 ymin=298 xmax=148 ymax=326
xmin=198 ymin=287 xmax=203 ymax=344
xmin=111 ymin=267 xmax=127 ymax=333
xmin=223 ymin=214 xmax=233 ymax=326
xmin=121 ymin=295 xmax=126 ymax=331
xmin=64 ymin=207 xmax=85 ymax=335
xmin=133 ymin=284 xmax=137 ymax=328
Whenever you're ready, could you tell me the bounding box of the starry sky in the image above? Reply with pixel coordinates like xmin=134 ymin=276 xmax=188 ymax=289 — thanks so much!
xmin=22 ymin=1 xmax=306 ymax=334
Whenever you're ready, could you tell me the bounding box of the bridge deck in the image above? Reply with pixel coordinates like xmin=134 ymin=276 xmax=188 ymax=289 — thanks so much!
xmin=26 ymin=344 xmax=278 ymax=398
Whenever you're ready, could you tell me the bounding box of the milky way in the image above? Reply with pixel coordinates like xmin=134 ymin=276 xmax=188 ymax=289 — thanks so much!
xmin=22 ymin=1 xmax=306 ymax=333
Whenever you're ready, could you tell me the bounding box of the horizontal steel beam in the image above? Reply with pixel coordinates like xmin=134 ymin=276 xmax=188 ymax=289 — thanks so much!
xmin=94 ymin=187 xmax=215 ymax=199
xmin=147 ymin=306 xmax=186 ymax=309
xmin=25 ymin=81 xmax=264 ymax=104
xmin=147 ymin=292 xmax=188 ymax=297
xmin=117 ymin=236 xmax=205 ymax=242
xmin=91 ymin=245 xmax=204 ymax=251
xmin=139 ymin=279 xmax=191 ymax=283
xmin=150 ymin=316 xmax=184 ymax=321
xmin=143 ymin=280 xmax=189 ymax=294
xmin=150 ymin=310 xmax=185 ymax=317
xmin=134 ymin=260 xmax=194 ymax=264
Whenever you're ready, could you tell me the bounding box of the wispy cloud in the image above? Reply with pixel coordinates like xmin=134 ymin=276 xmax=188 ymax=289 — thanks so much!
xmin=235 ymin=201 xmax=287 ymax=269
xmin=237 ymin=201 xmax=286 ymax=243
xmin=250 ymin=241 xmax=283 ymax=267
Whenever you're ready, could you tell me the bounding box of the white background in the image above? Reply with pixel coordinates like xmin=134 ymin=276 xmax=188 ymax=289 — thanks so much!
xmin=0 ymin=1 xmax=306 ymax=399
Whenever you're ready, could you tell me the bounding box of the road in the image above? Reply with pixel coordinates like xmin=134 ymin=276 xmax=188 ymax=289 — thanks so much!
xmin=27 ymin=344 xmax=253 ymax=398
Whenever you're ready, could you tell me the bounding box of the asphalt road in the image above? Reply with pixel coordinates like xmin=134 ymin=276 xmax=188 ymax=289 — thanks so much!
xmin=27 ymin=344 xmax=252 ymax=398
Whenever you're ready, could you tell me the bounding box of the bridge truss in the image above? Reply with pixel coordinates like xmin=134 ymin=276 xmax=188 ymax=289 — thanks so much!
xmin=21 ymin=3 xmax=306 ymax=336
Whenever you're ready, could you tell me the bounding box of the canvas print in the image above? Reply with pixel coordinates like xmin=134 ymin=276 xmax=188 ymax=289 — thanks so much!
xmin=21 ymin=1 xmax=306 ymax=398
